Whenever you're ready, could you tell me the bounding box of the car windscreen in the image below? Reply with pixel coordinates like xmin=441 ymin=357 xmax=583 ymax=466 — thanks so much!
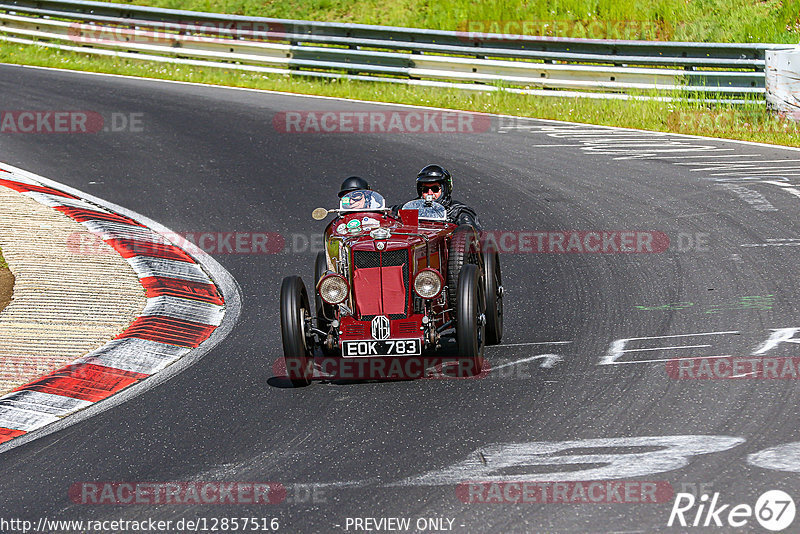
xmin=340 ymin=190 xmax=386 ymax=211
xmin=401 ymin=199 xmax=447 ymax=220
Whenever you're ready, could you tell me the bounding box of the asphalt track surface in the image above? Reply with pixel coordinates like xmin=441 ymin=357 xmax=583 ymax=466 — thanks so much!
xmin=2 ymin=63 xmax=800 ymax=533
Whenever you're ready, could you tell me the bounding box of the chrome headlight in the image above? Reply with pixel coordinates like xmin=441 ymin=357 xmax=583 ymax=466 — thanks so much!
xmin=413 ymin=269 xmax=443 ymax=299
xmin=317 ymin=274 xmax=349 ymax=304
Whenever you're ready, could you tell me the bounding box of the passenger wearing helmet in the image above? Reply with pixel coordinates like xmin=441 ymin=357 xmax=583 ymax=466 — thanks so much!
xmin=338 ymin=176 xmax=371 ymax=198
xmin=412 ymin=164 xmax=481 ymax=229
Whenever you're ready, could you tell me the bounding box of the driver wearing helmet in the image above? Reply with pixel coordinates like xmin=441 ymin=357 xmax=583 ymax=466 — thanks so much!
xmin=411 ymin=164 xmax=481 ymax=229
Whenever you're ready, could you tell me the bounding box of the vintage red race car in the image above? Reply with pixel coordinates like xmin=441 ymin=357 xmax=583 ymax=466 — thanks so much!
xmin=279 ymin=190 xmax=503 ymax=385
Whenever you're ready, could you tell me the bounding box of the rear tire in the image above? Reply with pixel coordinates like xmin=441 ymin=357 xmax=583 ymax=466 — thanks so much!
xmin=280 ymin=276 xmax=313 ymax=387
xmin=447 ymin=225 xmax=481 ymax=307
xmin=483 ymin=244 xmax=503 ymax=345
xmin=456 ymin=263 xmax=485 ymax=375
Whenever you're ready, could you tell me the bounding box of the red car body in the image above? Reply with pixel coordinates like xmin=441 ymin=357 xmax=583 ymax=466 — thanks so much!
xmin=279 ymin=190 xmax=501 ymax=386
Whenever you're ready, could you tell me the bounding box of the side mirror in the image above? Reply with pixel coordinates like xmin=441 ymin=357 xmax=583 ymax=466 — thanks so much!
xmin=312 ymin=208 xmax=329 ymax=220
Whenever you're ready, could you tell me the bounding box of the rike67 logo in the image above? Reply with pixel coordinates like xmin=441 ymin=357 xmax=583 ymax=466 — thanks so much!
xmin=668 ymin=490 xmax=796 ymax=531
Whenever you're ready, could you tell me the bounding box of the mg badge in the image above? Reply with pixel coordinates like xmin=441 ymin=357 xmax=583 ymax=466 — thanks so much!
xmin=371 ymin=315 xmax=390 ymax=340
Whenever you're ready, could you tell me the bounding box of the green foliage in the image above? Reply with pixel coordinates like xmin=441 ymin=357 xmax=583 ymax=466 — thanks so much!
xmin=120 ymin=0 xmax=800 ymax=43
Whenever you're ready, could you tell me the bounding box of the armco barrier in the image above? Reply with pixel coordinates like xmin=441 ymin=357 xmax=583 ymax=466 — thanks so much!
xmin=0 ymin=0 xmax=793 ymax=101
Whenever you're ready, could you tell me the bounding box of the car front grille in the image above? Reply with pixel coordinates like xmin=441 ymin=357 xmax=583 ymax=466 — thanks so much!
xmin=353 ymin=249 xmax=409 ymax=320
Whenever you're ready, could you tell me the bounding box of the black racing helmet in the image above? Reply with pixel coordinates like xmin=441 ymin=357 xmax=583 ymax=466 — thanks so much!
xmin=338 ymin=176 xmax=371 ymax=198
xmin=416 ymin=164 xmax=452 ymax=201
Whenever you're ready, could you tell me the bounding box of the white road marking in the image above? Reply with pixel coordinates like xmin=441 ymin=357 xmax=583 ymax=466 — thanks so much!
xmin=492 ymin=354 xmax=563 ymax=370
xmin=777 ymin=186 xmax=800 ymax=199
xmin=710 ymin=169 xmax=800 ymax=176
xmin=748 ymin=442 xmax=800 ymax=473
xmin=707 ymin=165 xmax=800 ymax=172
xmin=392 ymin=436 xmax=745 ymax=486
xmin=680 ymin=159 xmax=800 ymax=168
xmin=500 ymin=120 xmax=799 ymax=176
xmin=690 ymin=166 xmax=800 ymax=173
xmin=605 ymin=148 xmax=727 ymax=156
xmin=581 ymin=141 xmax=703 ymax=147
xmin=601 ymin=331 xmax=739 ymax=365
xmin=616 ymin=344 xmax=712 ymax=353
xmin=608 ymin=354 xmax=732 ymax=365
xmin=704 ymin=176 xmax=778 ymax=181
xmin=752 ymin=328 xmax=800 ymax=355
xmin=490 ymin=341 xmax=573 ymax=347
xmin=554 ymin=135 xmax=670 ymax=140
xmin=762 ymin=180 xmax=793 ymax=186
xmin=613 ymin=152 xmax=732 ymax=160
xmin=742 ymin=242 xmax=800 ymax=247
xmin=658 ymin=154 xmax=759 ymax=159
xmin=719 ymin=183 xmax=778 ymax=211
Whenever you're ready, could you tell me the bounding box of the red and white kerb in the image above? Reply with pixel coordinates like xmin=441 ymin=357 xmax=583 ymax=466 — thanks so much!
xmin=0 ymin=169 xmax=225 ymax=445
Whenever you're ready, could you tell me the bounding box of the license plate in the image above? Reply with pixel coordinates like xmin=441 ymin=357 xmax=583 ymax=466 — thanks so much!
xmin=342 ymin=339 xmax=422 ymax=357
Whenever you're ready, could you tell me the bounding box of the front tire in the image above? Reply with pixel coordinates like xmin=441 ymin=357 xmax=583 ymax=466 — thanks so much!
xmin=280 ymin=275 xmax=314 ymax=387
xmin=456 ymin=263 xmax=486 ymax=375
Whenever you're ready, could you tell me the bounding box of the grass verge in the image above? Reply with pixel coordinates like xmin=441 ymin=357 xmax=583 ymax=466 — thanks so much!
xmin=1 ymin=41 xmax=799 ymax=147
